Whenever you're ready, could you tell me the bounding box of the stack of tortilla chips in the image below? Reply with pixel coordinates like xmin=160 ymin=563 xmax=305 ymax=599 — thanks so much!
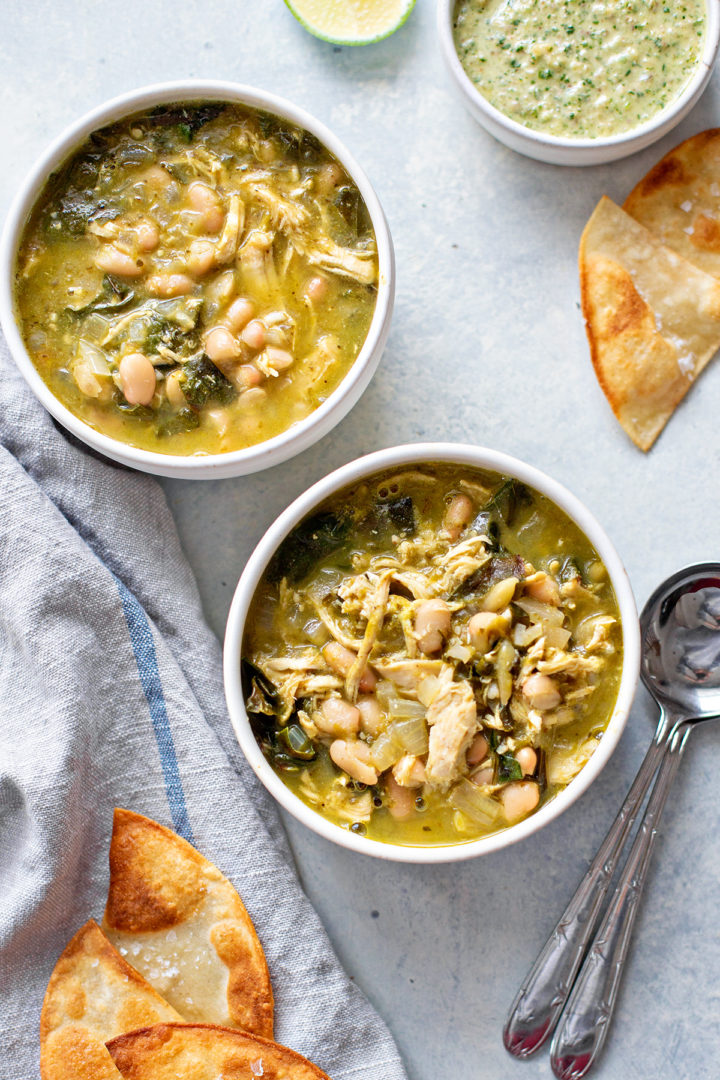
xmin=40 ymin=809 xmax=330 ymax=1080
xmin=580 ymin=130 xmax=720 ymax=450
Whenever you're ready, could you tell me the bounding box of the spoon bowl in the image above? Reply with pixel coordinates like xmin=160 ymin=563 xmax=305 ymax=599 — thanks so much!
xmin=640 ymin=562 xmax=720 ymax=718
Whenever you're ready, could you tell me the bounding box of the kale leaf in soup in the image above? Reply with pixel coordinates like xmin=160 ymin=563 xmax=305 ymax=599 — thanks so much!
xmin=15 ymin=101 xmax=379 ymax=457
xmin=243 ymin=465 xmax=623 ymax=847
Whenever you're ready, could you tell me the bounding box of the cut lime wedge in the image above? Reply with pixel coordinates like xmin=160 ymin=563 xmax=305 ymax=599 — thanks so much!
xmin=284 ymin=0 xmax=417 ymax=46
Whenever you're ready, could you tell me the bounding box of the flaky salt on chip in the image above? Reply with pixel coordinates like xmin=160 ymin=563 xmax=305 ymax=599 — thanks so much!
xmin=625 ymin=130 xmax=720 ymax=279
xmin=102 ymin=809 xmax=273 ymax=1038
xmin=579 ymin=196 xmax=720 ymax=450
xmin=40 ymin=920 xmax=183 ymax=1080
xmin=107 ymin=1023 xmax=331 ymax=1080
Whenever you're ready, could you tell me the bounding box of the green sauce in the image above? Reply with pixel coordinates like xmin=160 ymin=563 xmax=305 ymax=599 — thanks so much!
xmin=453 ymin=0 xmax=706 ymax=139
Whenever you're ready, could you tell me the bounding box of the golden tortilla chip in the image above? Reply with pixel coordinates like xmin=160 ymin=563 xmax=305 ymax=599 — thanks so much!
xmin=579 ymin=196 xmax=720 ymax=450
xmin=40 ymin=920 xmax=182 ymax=1080
xmin=102 ymin=809 xmax=273 ymax=1038
xmin=107 ymin=1023 xmax=331 ymax=1080
xmin=625 ymin=130 xmax=720 ymax=278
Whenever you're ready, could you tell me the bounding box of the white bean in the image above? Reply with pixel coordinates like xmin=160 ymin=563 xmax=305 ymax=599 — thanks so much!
xmin=187 ymin=182 xmax=224 ymax=233
xmin=443 ymin=493 xmax=474 ymax=540
xmin=136 ymin=219 xmax=159 ymax=252
xmin=516 ymin=747 xmax=538 ymax=776
xmin=525 ymin=573 xmax=560 ymax=606
xmin=322 ymin=641 xmax=377 ymax=692
xmin=414 ymin=599 xmax=452 ymax=655
xmin=522 ymin=673 xmax=561 ymax=711
xmin=205 ymin=326 xmax=240 ymax=363
xmin=186 ymin=239 xmax=216 ymax=277
xmin=119 ymin=353 xmax=156 ymax=406
xmin=316 ymin=697 xmax=361 ymax=737
xmin=329 ymin=739 xmax=378 ymax=785
xmin=264 ymin=346 xmax=294 ymax=373
xmin=145 ymin=273 xmax=194 ymax=298
xmin=392 ymin=755 xmax=426 ymax=788
xmin=237 ymin=387 xmax=267 ymax=409
xmin=165 ymin=369 xmax=186 ymax=407
xmin=467 ymin=611 xmax=504 ymax=654
xmin=357 ymin=696 xmax=385 ymax=737
xmin=481 ymin=576 xmax=518 ymax=612
xmin=237 ymin=364 xmax=264 ymax=389
xmin=305 ymin=275 xmax=329 ymax=303
xmin=94 ymin=245 xmax=145 ymax=277
xmin=466 ymin=732 xmax=489 ymax=767
xmin=386 ymin=774 xmax=416 ymax=819
xmin=315 ymin=162 xmax=344 ymax=195
xmin=470 ymin=766 xmax=494 ymax=786
xmin=141 ymin=164 xmax=174 ymax=192
xmin=501 ymin=781 xmax=540 ymax=823
xmin=225 ymin=297 xmax=255 ymax=332
xmin=241 ymin=319 xmax=266 ymax=351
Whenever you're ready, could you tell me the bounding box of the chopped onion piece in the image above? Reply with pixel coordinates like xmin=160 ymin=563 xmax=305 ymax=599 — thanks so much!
xmin=76 ymin=339 xmax=111 ymax=375
xmin=516 ymin=597 xmax=565 ymax=628
xmin=82 ymin=313 xmax=110 ymax=343
xmin=448 ymin=779 xmax=501 ymax=825
xmin=389 ymin=715 xmax=429 ymax=756
xmin=387 ymin=698 xmax=426 ymax=720
xmin=417 ymin=675 xmax=439 ymax=707
xmin=375 ymin=679 xmax=400 ymax=710
xmin=445 ymin=641 xmax=473 ymax=663
xmin=513 ymin=622 xmax=543 ymax=647
xmin=545 ymin=626 xmax=572 ymax=649
xmin=547 ymin=737 xmax=598 ymax=785
xmin=369 ymin=730 xmax=405 ymax=771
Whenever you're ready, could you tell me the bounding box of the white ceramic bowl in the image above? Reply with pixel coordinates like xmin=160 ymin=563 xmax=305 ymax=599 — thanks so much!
xmin=0 ymin=80 xmax=394 ymax=479
xmin=224 ymin=442 xmax=640 ymax=864
xmin=438 ymin=0 xmax=720 ymax=166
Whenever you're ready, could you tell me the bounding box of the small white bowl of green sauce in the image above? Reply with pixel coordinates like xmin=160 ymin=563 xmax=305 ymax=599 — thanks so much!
xmin=439 ymin=0 xmax=720 ymax=166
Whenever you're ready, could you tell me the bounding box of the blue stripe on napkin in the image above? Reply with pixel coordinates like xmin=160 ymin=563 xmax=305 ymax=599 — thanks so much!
xmin=115 ymin=578 xmax=194 ymax=844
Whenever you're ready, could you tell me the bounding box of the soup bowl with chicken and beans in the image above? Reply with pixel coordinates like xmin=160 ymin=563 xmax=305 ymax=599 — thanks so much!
xmin=0 ymin=82 xmax=394 ymax=477
xmin=224 ymin=443 xmax=640 ymax=863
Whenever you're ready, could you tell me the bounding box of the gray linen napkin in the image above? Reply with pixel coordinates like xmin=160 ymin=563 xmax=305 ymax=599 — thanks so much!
xmin=0 ymin=344 xmax=408 ymax=1080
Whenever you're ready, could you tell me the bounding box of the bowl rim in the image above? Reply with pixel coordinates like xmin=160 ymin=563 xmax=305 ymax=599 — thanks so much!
xmin=437 ymin=0 xmax=720 ymax=154
xmin=223 ymin=442 xmax=641 ymax=864
xmin=0 ymin=79 xmax=394 ymax=479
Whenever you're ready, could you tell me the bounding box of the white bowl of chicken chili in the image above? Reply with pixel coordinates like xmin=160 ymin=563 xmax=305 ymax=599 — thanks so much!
xmin=0 ymin=81 xmax=394 ymax=477
xmin=224 ymin=443 xmax=640 ymax=863
xmin=439 ymin=0 xmax=720 ymax=166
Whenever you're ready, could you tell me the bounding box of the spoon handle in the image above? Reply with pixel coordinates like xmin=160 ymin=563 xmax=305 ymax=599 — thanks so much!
xmin=549 ymin=725 xmax=689 ymax=1080
xmin=502 ymin=719 xmax=671 ymax=1059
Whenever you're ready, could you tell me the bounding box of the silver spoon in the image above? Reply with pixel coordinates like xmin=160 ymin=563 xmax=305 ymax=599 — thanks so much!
xmin=503 ymin=562 xmax=720 ymax=1061
xmin=550 ymin=562 xmax=720 ymax=1078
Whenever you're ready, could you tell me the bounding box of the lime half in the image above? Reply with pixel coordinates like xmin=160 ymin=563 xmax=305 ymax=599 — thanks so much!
xmin=284 ymin=0 xmax=417 ymax=45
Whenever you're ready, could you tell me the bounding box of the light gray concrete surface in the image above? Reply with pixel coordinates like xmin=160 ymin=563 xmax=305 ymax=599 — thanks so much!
xmin=3 ymin=3 xmax=720 ymax=1078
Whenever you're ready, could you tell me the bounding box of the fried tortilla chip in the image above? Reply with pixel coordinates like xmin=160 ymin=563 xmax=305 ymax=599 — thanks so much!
xmin=107 ymin=1023 xmax=331 ymax=1080
xmin=40 ymin=920 xmax=183 ymax=1080
xmin=102 ymin=809 xmax=273 ymax=1038
xmin=579 ymin=196 xmax=720 ymax=450
xmin=625 ymin=130 xmax=720 ymax=279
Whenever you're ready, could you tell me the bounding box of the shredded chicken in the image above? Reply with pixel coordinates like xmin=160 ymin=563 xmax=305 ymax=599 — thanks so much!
xmin=238 ymin=229 xmax=279 ymax=298
xmin=424 ymin=667 xmax=478 ymax=789
xmin=214 ymin=194 xmax=244 ymax=264
xmin=346 ymin=571 xmax=393 ymax=701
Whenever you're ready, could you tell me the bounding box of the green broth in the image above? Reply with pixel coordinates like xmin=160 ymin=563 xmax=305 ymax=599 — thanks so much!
xmin=15 ymin=102 xmax=378 ymax=456
xmin=244 ymin=464 xmax=623 ymax=847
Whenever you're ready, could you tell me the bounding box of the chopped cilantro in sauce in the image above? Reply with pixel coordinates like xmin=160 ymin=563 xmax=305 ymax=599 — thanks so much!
xmin=453 ymin=0 xmax=706 ymax=138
